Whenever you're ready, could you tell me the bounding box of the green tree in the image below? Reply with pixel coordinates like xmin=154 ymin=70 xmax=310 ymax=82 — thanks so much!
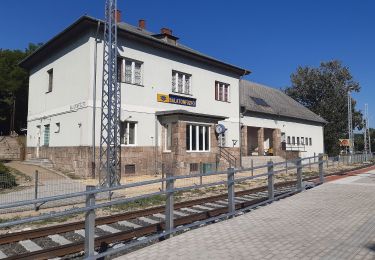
xmin=0 ymin=43 xmax=41 ymax=135
xmin=355 ymin=128 xmax=375 ymax=153
xmin=285 ymin=60 xmax=363 ymax=156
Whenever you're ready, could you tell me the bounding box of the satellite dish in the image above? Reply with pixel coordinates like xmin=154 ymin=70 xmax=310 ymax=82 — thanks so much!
xmin=215 ymin=124 xmax=226 ymax=134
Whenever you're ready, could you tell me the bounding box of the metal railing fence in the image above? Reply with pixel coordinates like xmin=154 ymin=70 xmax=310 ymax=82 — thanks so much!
xmin=0 ymin=153 xmax=373 ymax=259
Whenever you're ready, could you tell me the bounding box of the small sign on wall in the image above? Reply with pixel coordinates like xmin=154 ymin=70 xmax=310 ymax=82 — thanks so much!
xmin=157 ymin=93 xmax=196 ymax=107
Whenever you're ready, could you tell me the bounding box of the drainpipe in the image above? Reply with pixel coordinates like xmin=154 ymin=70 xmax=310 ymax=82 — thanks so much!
xmin=91 ymin=21 xmax=100 ymax=179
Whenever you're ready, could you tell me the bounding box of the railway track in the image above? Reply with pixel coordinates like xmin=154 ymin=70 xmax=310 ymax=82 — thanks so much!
xmin=1 ymin=163 xmax=374 ymax=260
xmin=0 ymin=182 xmax=298 ymax=260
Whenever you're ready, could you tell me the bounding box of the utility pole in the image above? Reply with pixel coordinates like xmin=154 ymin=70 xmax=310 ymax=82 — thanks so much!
xmin=364 ymin=104 xmax=371 ymax=156
xmin=347 ymin=90 xmax=354 ymax=154
xmin=99 ymin=0 xmax=121 ymax=187
xmin=363 ymin=104 xmax=368 ymax=156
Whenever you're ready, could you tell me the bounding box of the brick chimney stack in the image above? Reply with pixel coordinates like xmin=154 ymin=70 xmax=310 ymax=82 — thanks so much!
xmin=138 ymin=19 xmax=146 ymax=29
xmin=161 ymin=28 xmax=172 ymax=36
xmin=114 ymin=10 xmax=122 ymax=23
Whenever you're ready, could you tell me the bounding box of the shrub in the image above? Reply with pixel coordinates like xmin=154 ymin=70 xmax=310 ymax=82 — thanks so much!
xmin=0 ymin=163 xmax=17 ymax=189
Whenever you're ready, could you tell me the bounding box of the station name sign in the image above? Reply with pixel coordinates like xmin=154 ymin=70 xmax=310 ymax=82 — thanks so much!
xmin=157 ymin=93 xmax=196 ymax=107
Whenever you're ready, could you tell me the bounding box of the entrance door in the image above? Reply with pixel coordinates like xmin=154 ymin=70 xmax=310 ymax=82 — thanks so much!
xmin=36 ymin=125 xmax=41 ymax=158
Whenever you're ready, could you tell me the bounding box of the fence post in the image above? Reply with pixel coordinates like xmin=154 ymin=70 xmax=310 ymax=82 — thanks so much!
xmin=267 ymin=161 xmax=274 ymax=200
xmin=165 ymin=177 xmax=175 ymax=238
xmin=84 ymin=185 xmax=96 ymax=259
xmin=199 ymin=162 xmax=203 ymax=185
xmin=326 ymin=156 xmax=329 ymax=168
xmin=296 ymin=157 xmax=303 ymax=191
xmin=318 ymin=154 xmax=324 ymax=183
xmin=285 ymin=157 xmax=288 ymax=175
xmin=227 ymin=167 xmax=235 ymax=214
xmin=309 ymin=157 xmax=311 ymax=171
xmin=251 ymin=159 xmax=254 ymax=176
xmin=34 ymin=170 xmax=39 ymax=211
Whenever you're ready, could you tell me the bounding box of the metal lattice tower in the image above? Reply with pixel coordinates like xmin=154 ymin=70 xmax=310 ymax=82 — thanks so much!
xmin=348 ymin=91 xmax=354 ymax=154
xmin=99 ymin=0 xmax=121 ymax=187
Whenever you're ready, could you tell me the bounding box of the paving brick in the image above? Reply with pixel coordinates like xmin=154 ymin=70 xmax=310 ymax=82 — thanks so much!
xmin=116 ymin=170 xmax=375 ymax=260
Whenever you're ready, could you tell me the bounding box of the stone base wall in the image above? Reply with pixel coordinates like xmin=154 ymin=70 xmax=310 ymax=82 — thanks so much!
xmin=0 ymin=136 xmax=24 ymax=161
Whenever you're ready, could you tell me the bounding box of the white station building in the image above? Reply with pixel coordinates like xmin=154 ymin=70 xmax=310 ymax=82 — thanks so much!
xmin=20 ymin=13 xmax=326 ymax=177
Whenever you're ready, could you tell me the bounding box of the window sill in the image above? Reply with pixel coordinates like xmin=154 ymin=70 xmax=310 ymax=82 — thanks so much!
xmin=186 ymin=150 xmax=211 ymax=153
xmin=121 ymin=144 xmax=137 ymax=147
xmin=172 ymin=91 xmax=193 ymax=97
xmin=121 ymin=82 xmax=144 ymax=87
xmin=215 ymin=99 xmax=230 ymax=103
xmin=163 ymin=150 xmax=172 ymax=153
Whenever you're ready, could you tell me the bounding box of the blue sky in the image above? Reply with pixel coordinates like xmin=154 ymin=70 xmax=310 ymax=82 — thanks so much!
xmin=1 ymin=0 xmax=374 ymax=126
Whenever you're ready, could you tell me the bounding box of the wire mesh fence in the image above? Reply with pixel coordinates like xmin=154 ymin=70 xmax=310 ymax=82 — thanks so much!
xmin=0 ymin=153 xmax=373 ymax=215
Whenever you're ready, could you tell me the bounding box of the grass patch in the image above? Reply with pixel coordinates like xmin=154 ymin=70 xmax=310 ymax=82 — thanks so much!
xmin=110 ymin=194 xmax=167 ymax=211
xmin=0 ymin=162 xmax=18 ymax=189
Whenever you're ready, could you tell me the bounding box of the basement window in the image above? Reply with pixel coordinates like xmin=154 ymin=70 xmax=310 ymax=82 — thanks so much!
xmin=250 ymin=96 xmax=270 ymax=107
xmin=124 ymin=164 xmax=136 ymax=175
xmin=190 ymin=163 xmax=199 ymax=173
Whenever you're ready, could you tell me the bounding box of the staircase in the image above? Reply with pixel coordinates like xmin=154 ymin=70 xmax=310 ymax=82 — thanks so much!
xmin=23 ymin=158 xmax=55 ymax=169
xmin=241 ymin=156 xmax=289 ymax=168
xmin=217 ymin=147 xmax=238 ymax=168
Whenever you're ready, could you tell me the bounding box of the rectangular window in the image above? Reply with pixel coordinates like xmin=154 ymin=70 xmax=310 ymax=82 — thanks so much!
xmin=120 ymin=121 xmax=137 ymax=145
xmin=44 ymin=124 xmax=50 ymax=146
xmin=172 ymin=71 xmax=191 ymax=94
xmin=186 ymin=124 xmax=190 ymax=150
xmin=186 ymin=124 xmax=210 ymax=152
xmin=55 ymin=122 xmax=60 ymax=133
xmin=118 ymin=57 xmax=143 ymax=85
xmin=124 ymin=164 xmax=136 ymax=174
xmin=287 ymin=136 xmax=291 ymax=144
xmin=281 ymin=132 xmax=286 ymax=143
xmin=47 ymin=69 xmax=53 ymax=92
xmin=297 ymin=137 xmax=300 ymax=145
xmin=305 ymin=137 xmax=308 ymax=146
xmin=165 ymin=123 xmax=172 ymax=151
xmin=309 ymin=138 xmax=312 ymax=146
xmin=301 ymin=137 xmax=304 ymax=145
xmin=190 ymin=163 xmax=199 ymax=173
xmin=292 ymin=136 xmax=295 ymax=145
xmin=215 ymin=81 xmax=230 ymax=102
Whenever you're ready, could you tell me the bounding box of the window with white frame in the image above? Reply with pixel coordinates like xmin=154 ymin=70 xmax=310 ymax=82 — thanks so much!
xmin=172 ymin=71 xmax=191 ymax=94
xmin=118 ymin=57 xmax=143 ymax=85
xmin=287 ymin=136 xmax=291 ymax=144
xmin=218 ymin=132 xmax=226 ymax=147
xmin=309 ymin=138 xmax=312 ymax=146
xmin=186 ymin=124 xmax=210 ymax=152
xmin=292 ymin=136 xmax=295 ymax=145
xmin=120 ymin=121 xmax=137 ymax=145
xmin=44 ymin=124 xmax=50 ymax=146
xmin=215 ymin=81 xmax=230 ymax=102
xmin=165 ymin=123 xmax=172 ymax=151
xmin=301 ymin=137 xmax=304 ymax=145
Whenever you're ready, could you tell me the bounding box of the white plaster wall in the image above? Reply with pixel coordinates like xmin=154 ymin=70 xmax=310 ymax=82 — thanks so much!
xmin=90 ymin=35 xmax=241 ymax=148
xmin=242 ymin=115 xmax=324 ymax=158
xmin=27 ymin=31 xmax=92 ymax=147
xmin=27 ymin=31 xmax=241 ymax=149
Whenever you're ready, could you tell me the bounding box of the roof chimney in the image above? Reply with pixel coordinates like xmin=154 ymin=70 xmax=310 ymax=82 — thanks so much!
xmin=114 ymin=10 xmax=122 ymax=23
xmin=138 ymin=19 xmax=146 ymax=29
xmin=161 ymin=27 xmax=172 ymax=36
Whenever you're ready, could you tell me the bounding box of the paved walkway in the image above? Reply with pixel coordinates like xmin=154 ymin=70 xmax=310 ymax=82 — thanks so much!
xmin=117 ymin=170 xmax=375 ymax=260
